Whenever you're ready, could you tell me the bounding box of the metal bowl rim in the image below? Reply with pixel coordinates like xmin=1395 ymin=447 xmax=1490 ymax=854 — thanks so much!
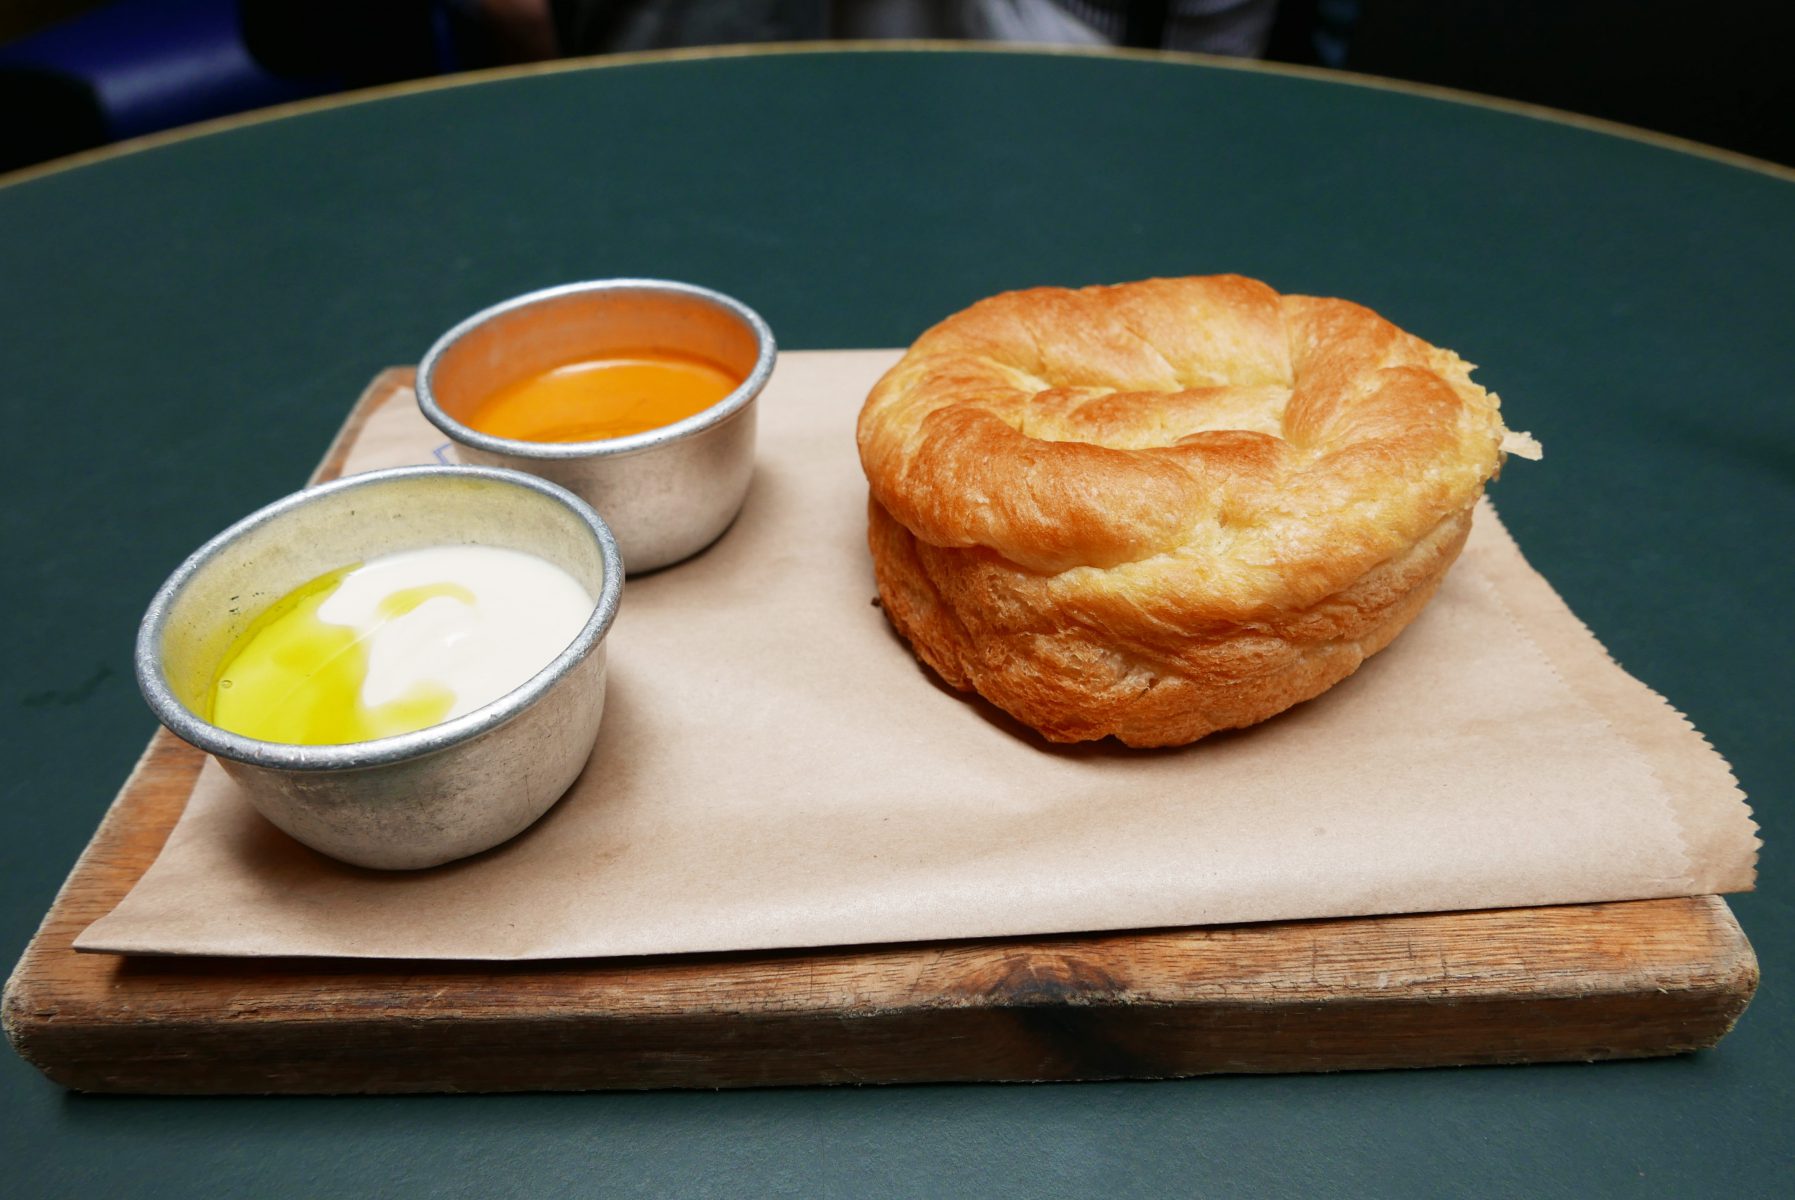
xmin=415 ymin=278 xmax=777 ymax=461
xmin=134 ymin=464 xmax=625 ymax=773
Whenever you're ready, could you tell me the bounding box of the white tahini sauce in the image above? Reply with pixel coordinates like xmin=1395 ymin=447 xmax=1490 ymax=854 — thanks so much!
xmin=315 ymin=545 xmax=594 ymax=721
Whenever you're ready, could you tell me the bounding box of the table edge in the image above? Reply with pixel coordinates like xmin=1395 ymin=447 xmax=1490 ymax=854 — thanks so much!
xmin=3 ymin=41 xmax=1789 ymax=193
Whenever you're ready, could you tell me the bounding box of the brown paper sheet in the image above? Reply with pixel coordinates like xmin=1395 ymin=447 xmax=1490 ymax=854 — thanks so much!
xmin=77 ymin=351 xmax=1759 ymax=960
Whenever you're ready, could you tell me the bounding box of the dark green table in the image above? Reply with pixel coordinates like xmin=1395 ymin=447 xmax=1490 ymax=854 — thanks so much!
xmin=3 ymin=46 xmax=1789 ymax=1197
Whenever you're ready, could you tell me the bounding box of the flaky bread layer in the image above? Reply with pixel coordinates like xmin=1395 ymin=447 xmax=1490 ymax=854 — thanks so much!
xmin=857 ymin=277 xmax=1512 ymax=613
xmin=870 ymin=498 xmax=1475 ymax=747
xmin=858 ymin=276 xmax=1526 ymax=746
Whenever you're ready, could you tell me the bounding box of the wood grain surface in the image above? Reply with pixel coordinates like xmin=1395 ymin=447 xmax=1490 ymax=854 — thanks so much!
xmin=1 ymin=370 xmax=1759 ymax=1094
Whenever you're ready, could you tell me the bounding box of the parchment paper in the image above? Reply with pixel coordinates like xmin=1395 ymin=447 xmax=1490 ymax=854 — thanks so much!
xmin=78 ymin=351 xmax=1758 ymax=959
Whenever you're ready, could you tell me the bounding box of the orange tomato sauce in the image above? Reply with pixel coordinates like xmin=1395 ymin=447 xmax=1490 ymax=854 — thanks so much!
xmin=466 ymin=351 xmax=741 ymax=443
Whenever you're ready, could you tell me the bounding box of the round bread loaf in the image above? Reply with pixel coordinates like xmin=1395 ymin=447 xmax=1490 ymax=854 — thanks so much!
xmin=856 ymin=275 xmax=1534 ymax=747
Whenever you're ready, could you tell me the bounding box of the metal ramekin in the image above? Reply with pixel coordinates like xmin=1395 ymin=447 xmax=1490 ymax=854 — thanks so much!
xmin=135 ymin=465 xmax=625 ymax=870
xmin=415 ymin=279 xmax=776 ymax=574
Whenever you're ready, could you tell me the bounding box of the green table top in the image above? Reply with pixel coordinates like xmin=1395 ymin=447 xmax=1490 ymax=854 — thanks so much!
xmin=3 ymin=45 xmax=1789 ymax=1197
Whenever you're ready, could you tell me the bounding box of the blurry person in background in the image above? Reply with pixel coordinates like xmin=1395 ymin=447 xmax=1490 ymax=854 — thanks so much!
xmin=7 ymin=2 xmax=1785 ymax=178
xmin=530 ymin=0 xmax=1285 ymax=56
xmin=0 ymin=0 xmax=1337 ymax=174
xmin=240 ymin=0 xmax=1310 ymax=79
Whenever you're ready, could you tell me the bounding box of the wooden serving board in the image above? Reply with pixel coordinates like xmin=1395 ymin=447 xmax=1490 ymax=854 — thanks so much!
xmin=2 ymin=372 xmax=1759 ymax=1094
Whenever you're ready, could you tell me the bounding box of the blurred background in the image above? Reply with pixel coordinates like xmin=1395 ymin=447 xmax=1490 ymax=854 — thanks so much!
xmin=1 ymin=0 xmax=1790 ymax=175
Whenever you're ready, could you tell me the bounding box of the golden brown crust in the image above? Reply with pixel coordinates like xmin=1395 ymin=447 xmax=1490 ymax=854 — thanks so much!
xmin=857 ymin=275 xmax=1519 ymax=747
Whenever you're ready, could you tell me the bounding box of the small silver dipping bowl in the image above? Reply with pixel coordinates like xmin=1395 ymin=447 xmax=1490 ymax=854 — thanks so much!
xmin=135 ymin=465 xmax=624 ymax=870
xmin=416 ymin=279 xmax=776 ymax=574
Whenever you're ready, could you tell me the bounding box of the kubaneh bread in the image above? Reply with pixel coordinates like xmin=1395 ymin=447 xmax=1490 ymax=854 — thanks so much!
xmin=856 ymin=275 xmax=1538 ymax=747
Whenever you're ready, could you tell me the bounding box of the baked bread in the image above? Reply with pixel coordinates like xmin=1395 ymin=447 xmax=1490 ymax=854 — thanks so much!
xmin=856 ymin=275 xmax=1538 ymax=747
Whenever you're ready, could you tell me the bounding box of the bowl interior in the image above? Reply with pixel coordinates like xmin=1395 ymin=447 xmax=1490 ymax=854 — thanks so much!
xmin=427 ymin=286 xmax=765 ymax=430
xmin=156 ymin=471 xmax=610 ymax=723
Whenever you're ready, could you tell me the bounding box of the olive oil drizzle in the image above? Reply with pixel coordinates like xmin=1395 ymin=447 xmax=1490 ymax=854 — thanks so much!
xmin=208 ymin=569 xmax=475 ymax=745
